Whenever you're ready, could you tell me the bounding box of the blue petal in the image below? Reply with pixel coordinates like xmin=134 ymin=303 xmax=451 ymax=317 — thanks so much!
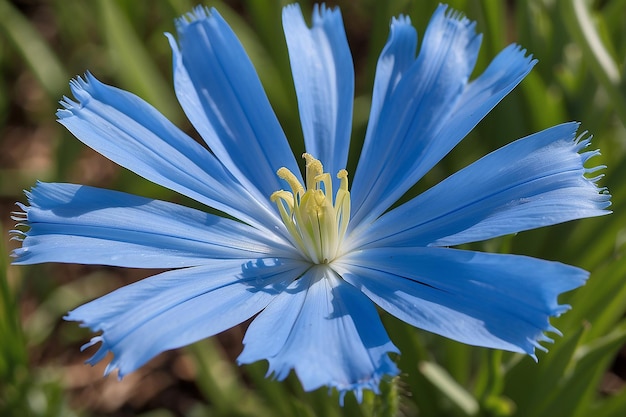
xmin=353 ymin=123 xmax=610 ymax=249
xmin=335 ymin=247 xmax=588 ymax=356
xmin=282 ymin=4 xmax=354 ymax=179
xmin=57 ymin=73 xmax=280 ymax=232
xmin=351 ymin=5 xmax=536 ymax=228
xmin=66 ymin=258 xmax=307 ymax=377
xmin=12 ymin=183 xmax=297 ymax=267
xmin=363 ymin=14 xmax=417 ymax=153
xmin=238 ymin=266 xmax=399 ymax=403
xmin=169 ymin=7 xmax=301 ymax=202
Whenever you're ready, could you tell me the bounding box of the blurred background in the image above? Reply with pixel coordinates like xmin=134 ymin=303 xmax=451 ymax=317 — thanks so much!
xmin=1 ymin=0 xmax=625 ymax=416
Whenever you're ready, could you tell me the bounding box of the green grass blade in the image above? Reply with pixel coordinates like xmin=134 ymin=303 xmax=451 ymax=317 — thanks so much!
xmin=560 ymin=0 xmax=626 ymax=127
xmin=0 ymin=227 xmax=28 ymax=415
xmin=0 ymin=0 xmax=68 ymax=97
xmin=558 ymin=255 xmax=626 ymax=341
xmin=419 ymin=360 xmax=480 ymax=416
xmin=96 ymin=0 xmax=181 ymax=122
xmin=503 ymin=324 xmax=587 ymax=416
xmin=541 ymin=321 xmax=626 ymax=417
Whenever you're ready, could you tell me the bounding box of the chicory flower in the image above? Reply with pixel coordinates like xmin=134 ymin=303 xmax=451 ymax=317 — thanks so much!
xmin=11 ymin=3 xmax=610 ymax=402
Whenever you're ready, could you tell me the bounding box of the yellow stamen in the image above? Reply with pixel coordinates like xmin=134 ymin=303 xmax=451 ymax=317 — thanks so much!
xmin=338 ymin=169 xmax=348 ymax=191
xmin=271 ymin=155 xmax=351 ymax=264
xmin=277 ymin=167 xmax=304 ymax=196
xmin=303 ymin=153 xmax=323 ymax=190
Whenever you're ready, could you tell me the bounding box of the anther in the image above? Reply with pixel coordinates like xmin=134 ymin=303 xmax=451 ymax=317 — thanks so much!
xmin=277 ymin=167 xmax=304 ymax=195
xmin=271 ymin=154 xmax=351 ymax=264
xmin=303 ymin=153 xmax=323 ymax=190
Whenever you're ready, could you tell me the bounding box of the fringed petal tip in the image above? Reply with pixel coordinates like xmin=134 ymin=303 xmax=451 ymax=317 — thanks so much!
xmin=312 ymin=2 xmax=342 ymax=21
xmin=524 ymin=316 xmax=571 ymax=362
xmin=575 ymin=130 xmax=602 ymax=164
xmin=391 ymin=14 xmax=411 ymax=27
xmin=78 ymin=335 xmax=126 ymax=380
xmin=69 ymin=309 xmax=126 ymax=379
xmin=9 ymin=180 xmax=48 ymax=265
xmin=10 ymin=202 xmax=28 ymax=226
xmin=527 ymin=276 xmax=584 ymax=360
xmin=501 ymin=44 xmax=537 ymax=73
xmin=65 ymin=314 xmax=112 ymax=371
xmin=334 ymin=373 xmax=399 ymax=406
xmin=282 ymin=3 xmax=344 ymax=28
xmin=10 ymin=184 xmax=51 ymax=255
xmin=574 ymin=129 xmax=612 ymax=210
xmin=437 ymin=3 xmax=477 ymax=33
xmin=18 ymin=181 xmax=37 ymax=205
xmin=523 ymin=269 xmax=584 ymax=360
xmin=9 ymin=230 xmax=27 ymax=259
xmin=175 ymin=5 xmax=220 ymax=30
xmin=254 ymin=357 xmax=400 ymax=406
xmin=425 ymin=4 xmax=481 ymax=57
xmin=56 ymin=72 xmax=101 ymax=119
xmin=383 ymin=14 xmax=415 ymax=58
xmin=65 ymin=308 xmax=100 ymax=332
xmin=333 ymin=364 xmax=400 ymax=406
xmin=9 ymin=200 xmax=30 ymax=261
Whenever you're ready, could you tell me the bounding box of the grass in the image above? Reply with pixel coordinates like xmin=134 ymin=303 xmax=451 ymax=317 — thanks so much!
xmin=1 ymin=0 xmax=625 ymax=415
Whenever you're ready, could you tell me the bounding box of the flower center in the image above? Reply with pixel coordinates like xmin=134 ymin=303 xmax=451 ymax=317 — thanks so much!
xmin=271 ymin=154 xmax=350 ymax=264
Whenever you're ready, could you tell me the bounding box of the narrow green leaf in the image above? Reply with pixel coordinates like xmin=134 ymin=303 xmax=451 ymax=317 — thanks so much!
xmin=476 ymin=350 xmax=504 ymax=400
xmin=540 ymin=321 xmax=626 ymax=417
xmin=503 ymin=324 xmax=587 ymax=416
xmin=188 ymin=339 xmax=270 ymax=416
xmin=559 ymin=255 xmax=626 ymax=340
xmin=0 ymin=226 xmax=28 ymax=410
xmin=478 ymin=0 xmax=506 ymax=55
xmin=419 ymin=360 xmax=480 ymax=416
xmin=0 ymin=0 xmax=68 ymax=97
xmin=503 ymin=326 xmax=587 ymax=416
xmin=97 ymin=0 xmax=181 ymax=122
xmin=560 ymin=0 xmax=626 ymax=127
xmin=242 ymin=361 xmax=297 ymax=417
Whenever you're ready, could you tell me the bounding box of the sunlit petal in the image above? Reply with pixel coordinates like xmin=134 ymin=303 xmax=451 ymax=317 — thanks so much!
xmin=336 ymin=247 xmax=587 ymax=356
xmin=67 ymin=258 xmax=307 ymax=377
xmin=170 ymin=7 xmax=301 ymax=202
xmin=353 ymin=123 xmax=610 ymax=249
xmin=12 ymin=183 xmax=297 ymax=267
xmin=283 ymin=4 xmax=354 ymax=180
xmin=238 ymin=266 xmax=398 ymax=403
xmin=57 ymin=73 xmax=280 ymax=231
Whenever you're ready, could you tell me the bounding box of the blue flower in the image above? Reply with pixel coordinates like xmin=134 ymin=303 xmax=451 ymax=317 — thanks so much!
xmin=11 ymin=3 xmax=610 ymax=402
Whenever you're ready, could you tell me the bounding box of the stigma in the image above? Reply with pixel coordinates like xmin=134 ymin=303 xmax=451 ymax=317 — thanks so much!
xmin=271 ymin=154 xmax=350 ymax=264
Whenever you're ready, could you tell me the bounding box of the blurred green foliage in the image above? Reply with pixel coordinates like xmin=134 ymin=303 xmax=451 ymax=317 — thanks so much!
xmin=1 ymin=0 xmax=626 ymax=416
